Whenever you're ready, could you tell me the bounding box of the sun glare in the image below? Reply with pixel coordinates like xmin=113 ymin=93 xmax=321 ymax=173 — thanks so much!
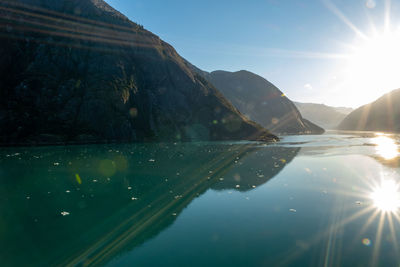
xmin=321 ymin=0 xmax=400 ymax=107
xmin=371 ymin=179 xmax=400 ymax=212
xmin=372 ymin=135 xmax=399 ymax=160
xmin=345 ymin=30 xmax=400 ymax=101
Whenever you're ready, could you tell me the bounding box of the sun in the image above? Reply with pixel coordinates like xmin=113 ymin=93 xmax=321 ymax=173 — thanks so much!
xmin=312 ymin=0 xmax=400 ymax=107
xmin=347 ymin=31 xmax=400 ymax=76
xmin=344 ymin=30 xmax=400 ymax=103
xmin=347 ymin=30 xmax=400 ymax=79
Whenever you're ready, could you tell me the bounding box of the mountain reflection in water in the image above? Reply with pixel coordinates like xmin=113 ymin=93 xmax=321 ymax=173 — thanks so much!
xmin=3 ymin=133 xmax=400 ymax=267
xmin=0 ymin=142 xmax=299 ymax=266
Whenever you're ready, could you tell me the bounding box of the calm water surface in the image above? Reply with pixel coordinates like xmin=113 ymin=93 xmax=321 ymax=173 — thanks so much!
xmin=1 ymin=131 xmax=400 ymax=266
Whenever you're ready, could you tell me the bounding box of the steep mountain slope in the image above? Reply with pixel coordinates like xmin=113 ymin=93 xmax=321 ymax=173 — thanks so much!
xmin=338 ymin=88 xmax=400 ymax=132
xmin=294 ymin=102 xmax=353 ymax=129
xmin=0 ymin=0 xmax=277 ymax=145
xmin=200 ymin=70 xmax=324 ymax=135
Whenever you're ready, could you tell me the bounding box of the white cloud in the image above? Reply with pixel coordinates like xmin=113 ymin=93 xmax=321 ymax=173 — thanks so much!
xmin=304 ymin=83 xmax=313 ymax=90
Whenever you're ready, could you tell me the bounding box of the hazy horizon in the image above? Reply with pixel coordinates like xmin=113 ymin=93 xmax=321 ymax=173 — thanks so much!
xmin=106 ymin=0 xmax=400 ymax=109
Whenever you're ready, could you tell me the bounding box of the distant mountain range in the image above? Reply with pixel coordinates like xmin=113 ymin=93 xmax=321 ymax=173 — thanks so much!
xmin=191 ymin=69 xmax=324 ymax=135
xmin=0 ymin=0 xmax=277 ymax=145
xmin=338 ymin=89 xmax=400 ymax=132
xmin=294 ymin=102 xmax=353 ymax=129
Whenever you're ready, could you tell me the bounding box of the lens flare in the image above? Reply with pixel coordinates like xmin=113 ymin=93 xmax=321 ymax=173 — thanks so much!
xmin=370 ymin=179 xmax=400 ymax=212
xmin=362 ymin=238 xmax=372 ymax=246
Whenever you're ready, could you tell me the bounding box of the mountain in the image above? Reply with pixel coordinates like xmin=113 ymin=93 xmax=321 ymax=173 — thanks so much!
xmin=196 ymin=70 xmax=324 ymax=135
xmin=294 ymin=102 xmax=353 ymax=129
xmin=338 ymin=89 xmax=400 ymax=132
xmin=334 ymin=106 xmax=353 ymax=115
xmin=0 ymin=0 xmax=277 ymax=145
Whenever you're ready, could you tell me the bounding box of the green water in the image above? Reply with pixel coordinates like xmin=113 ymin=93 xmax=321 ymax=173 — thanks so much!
xmin=1 ymin=132 xmax=400 ymax=266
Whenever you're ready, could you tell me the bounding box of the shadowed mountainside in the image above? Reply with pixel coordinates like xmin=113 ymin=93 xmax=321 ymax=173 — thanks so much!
xmin=0 ymin=0 xmax=277 ymax=145
xmin=294 ymin=102 xmax=353 ymax=129
xmin=338 ymin=88 xmax=400 ymax=133
xmin=191 ymin=69 xmax=324 ymax=135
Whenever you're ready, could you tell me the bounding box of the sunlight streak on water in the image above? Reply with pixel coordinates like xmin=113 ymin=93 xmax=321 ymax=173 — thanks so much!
xmin=373 ymin=135 xmax=399 ymax=160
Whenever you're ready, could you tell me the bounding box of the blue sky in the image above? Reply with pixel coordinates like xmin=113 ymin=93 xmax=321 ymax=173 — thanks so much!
xmin=106 ymin=0 xmax=400 ymax=108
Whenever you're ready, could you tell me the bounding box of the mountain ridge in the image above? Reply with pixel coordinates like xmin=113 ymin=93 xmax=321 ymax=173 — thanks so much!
xmin=190 ymin=69 xmax=324 ymax=135
xmin=0 ymin=0 xmax=278 ymax=145
xmin=338 ymin=88 xmax=400 ymax=132
xmin=294 ymin=102 xmax=353 ymax=129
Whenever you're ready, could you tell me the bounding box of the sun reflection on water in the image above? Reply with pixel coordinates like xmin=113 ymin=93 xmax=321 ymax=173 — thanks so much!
xmin=372 ymin=135 xmax=399 ymax=160
xmin=370 ymin=179 xmax=400 ymax=212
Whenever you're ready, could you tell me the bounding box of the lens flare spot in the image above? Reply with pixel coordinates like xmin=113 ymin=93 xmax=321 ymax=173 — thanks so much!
xmin=75 ymin=174 xmax=82 ymax=185
xmin=365 ymin=0 xmax=376 ymax=9
xmin=362 ymin=238 xmax=372 ymax=246
xmin=114 ymin=155 xmax=128 ymax=171
xmin=129 ymin=107 xmax=138 ymax=118
xmin=271 ymin=118 xmax=279 ymax=125
xmin=99 ymin=159 xmax=117 ymax=177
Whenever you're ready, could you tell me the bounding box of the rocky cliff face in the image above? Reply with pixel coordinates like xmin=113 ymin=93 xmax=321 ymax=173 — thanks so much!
xmin=338 ymin=89 xmax=400 ymax=132
xmin=199 ymin=70 xmax=324 ymax=135
xmin=0 ymin=0 xmax=277 ymax=145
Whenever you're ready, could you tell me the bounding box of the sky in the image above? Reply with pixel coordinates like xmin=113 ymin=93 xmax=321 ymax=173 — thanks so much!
xmin=106 ymin=0 xmax=400 ymax=108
